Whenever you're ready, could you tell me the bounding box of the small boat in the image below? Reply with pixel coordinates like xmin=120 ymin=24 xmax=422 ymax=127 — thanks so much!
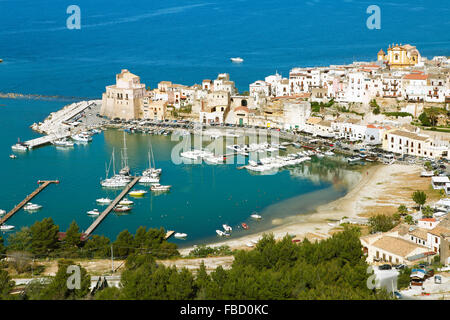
xmin=119 ymin=198 xmax=134 ymax=206
xmin=87 ymin=209 xmax=100 ymax=215
xmin=9 ymin=154 xmax=17 ymax=159
xmin=223 ymin=224 xmax=232 ymax=232
xmin=129 ymin=190 xmax=148 ymax=197
xmin=150 ymin=184 xmax=171 ymax=192
xmin=72 ymin=133 xmax=92 ymax=142
xmin=174 ymin=232 xmax=187 ymax=239
xmin=0 ymin=224 xmax=14 ymax=231
xmin=230 ymin=57 xmax=244 ymax=63
xmin=216 ymin=230 xmax=226 ymax=236
xmin=0 ymin=209 xmax=6 ymax=215
xmin=420 ymin=171 xmax=435 ymax=177
xmin=96 ymin=198 xmax=112 ymax=205
xmin=113 ymin=205 xmax=132 ymax=212
xmin=241 ymin=223 xmax=249 ymax=230
xmin=24 ymin=203 xmax=42 ymax=211
xmin=246 ymin=243 xmax=254 ymax=248
xmin=11 ymin=143 xmax=28 ymax=152
xmin=52 ymin=138 xmax=74 ymax=147
xmin=250 ymin=214 xmax=262 ymax=220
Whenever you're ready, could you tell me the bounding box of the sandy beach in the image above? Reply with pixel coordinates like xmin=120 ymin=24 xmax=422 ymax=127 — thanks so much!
xmin=179 ymin=163 xmax=429 ymax=256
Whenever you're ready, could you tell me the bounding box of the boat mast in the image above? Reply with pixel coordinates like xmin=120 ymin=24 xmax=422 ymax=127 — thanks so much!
xmin=122 ymin=131 xmax=129 ymax=169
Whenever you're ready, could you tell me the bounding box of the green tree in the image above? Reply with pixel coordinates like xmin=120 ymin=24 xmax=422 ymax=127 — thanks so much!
xmin=82 ymin=235 xmax=111 ymax=259
xmin=368 ymin=215 xmax=398 ymax=233
xmin=418 ymin=112 xmax=431 ymax=126
xmin=94 ymin=286 xmax=121 ymax=300
xmin=29 ymin=218 xmax=60 ymax=256
xmin=113 ymin=230 xmax=134 ymax=258
xmin=412 ymin=191 xmax=427 ymax=210
xmin=422 ymin=206 xmax=434 ymax=218
xmin=405 ymin=215 xmax=415 ymax=225
xmin=39 ymin=259 xmax=90 ymax=300
xmin=397 ymin=205 xmax=408 ymax=216
xmin=7 ymin=227 xmax=32 ymax=252
xmin=0 ymin=236 xmax=5 ymax=257
xmin=0 ymin=269 xmax=14 ymax=300
xmin=397 ymin=267 xmax=411 ymax=290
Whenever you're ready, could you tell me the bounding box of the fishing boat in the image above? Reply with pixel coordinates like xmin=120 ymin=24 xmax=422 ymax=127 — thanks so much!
xmin=150 ymin=184 xmax=171 ymax=192
xmin=113 ymin=205 xmax=132 ymax=213
xmin=87 ymin=209 xmax=100 ymax=215
xmin=250 ymin=214 xmax=262 ymax=220
xmin=223 ymin=224 xmax=232 ymax=232
xmin=96 ymin=198 xmax=112 ymax=205
xmin=119 ymin=198 xmax=134 ymax=206
xmin=241 ymin=223 xmax=249 ymax=230
xmin=0 ymin=225 xmax=14 ymax=231
xmin=174 ymin=232 xmax=187 ymax=239
xmin=129 ymin=190 xmax=148 ymax=197
xmin=24 ymin=203 xmax=42 ymax=211
xmin=230 ymin=57 xmax=244 ymax=63
xmin=0 ymin=209 xmax=6 ymax=215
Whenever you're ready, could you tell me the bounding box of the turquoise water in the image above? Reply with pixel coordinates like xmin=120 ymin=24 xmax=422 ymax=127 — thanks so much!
xmin=0 ymin=98 xmax=357 ymax=245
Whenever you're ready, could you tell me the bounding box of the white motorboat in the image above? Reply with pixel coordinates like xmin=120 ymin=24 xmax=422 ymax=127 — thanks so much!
xmin=114 ymin=205 xmax=132 ymax=213
xmin=0 ymin=209 xmax=6 ymax=215
xmin=223 ymin=224 xmax=232 ymax=232
xmin=204 ymin=155 xmax=224 ymax=165
xmin=24 ymin=203 xmax=42 ymax=211
xmin=72 ymin=133 xmax=92 ymax=142
xmin=11 ymin=143 xmax=28 ymax=152
xmin=87 ymin=209 xmax=100 ymax=215
xmin=250 ymin=214 xmax=262 ymax=220
xmin=174 ymin=232 xmax=187 ymax=239
xmin=150 ymin=184 xmax=171 ymax=192
xmin=246 ymin=243 xmax=254 ymax=248
xmin=96 ymin=198 xmax=112 ymax=205
xmin=230 ymin=57 xmax=244 ymax=63
xmin=119 ymin=198 xmax=134 ymax=206
xmin=324 ymin=151 xmax=334 ymax=156
xmin=9 ymin=154 xmax=17 ymax=159
xmin=52 ymin=138 xmax=74 ymax=147
xmin=139 ymin=172 xmax=160 ymax=184
xmin=216 ymin=230 xmax=226 ymax=236
xmin=0 ymin=224 xmax=15 ymax=231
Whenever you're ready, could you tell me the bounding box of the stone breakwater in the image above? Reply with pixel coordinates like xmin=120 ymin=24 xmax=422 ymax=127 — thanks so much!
xmin=0 ymin=92 xmax=98 ymax=102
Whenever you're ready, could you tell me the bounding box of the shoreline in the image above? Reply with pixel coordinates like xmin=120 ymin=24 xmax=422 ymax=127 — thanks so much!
xmin=178 ymin=163 xmax=422 ymax=255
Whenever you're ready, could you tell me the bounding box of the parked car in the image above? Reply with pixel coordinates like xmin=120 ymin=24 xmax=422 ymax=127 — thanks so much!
xmin=379 ymin=264 xmax=392 ymax=270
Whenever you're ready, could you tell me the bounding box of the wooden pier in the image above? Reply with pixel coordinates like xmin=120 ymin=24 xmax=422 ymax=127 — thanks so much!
xmin=164 ymin=230 xmax=175 ymax=240
xmin=82 ymin=177 xmax=140 ymax=240
xmin=0 ymin=180 xmax=59 ymax=225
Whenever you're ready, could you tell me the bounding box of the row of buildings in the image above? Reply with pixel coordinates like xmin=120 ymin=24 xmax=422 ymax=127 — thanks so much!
xmin=361 ymin=217 xmax=450 ymax=267
xmin=249 ymin=44 xmax=450 ymax=105
xmin=100 ymin=44 xmax=450 ymax=160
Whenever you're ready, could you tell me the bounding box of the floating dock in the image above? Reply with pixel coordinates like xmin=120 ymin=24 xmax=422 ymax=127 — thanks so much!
xmin=0 ymin=180 xmax=59 ymax=225
xmin=82 ymin=177 xmax=140 ymax=240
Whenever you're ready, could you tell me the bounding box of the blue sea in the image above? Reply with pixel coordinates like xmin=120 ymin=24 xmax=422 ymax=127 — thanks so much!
xmin=0 ymin=0 xmax=448 ymax=244
xmin=0 ymin=0 xmax=449 ymax=96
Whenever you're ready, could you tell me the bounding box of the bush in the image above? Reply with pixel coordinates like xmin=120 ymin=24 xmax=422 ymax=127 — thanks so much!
xmin=368 ymin=215 xmax=398 ymax=233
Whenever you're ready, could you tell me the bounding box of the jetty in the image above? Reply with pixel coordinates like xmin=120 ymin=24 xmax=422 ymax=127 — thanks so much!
xmin=164 ymin=230 xmax=175 ymax=240
xmin=24 ymin=133 xmax=72 ymax=149
xmin=0 ymin=180 xmax=59 ymax=225
xmin=82 ymin=177 xmax=140 ymax=240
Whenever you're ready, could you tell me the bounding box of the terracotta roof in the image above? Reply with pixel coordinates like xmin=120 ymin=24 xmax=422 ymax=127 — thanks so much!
xmin=372 ymin=236 xmax=428 ymax=257
xmin=420 ymin=218 xmax=436 ymax=222
xmin=306 ymin=117 xmax=323 ymax=125
xmin=429 ymin=225 xmax=450 ymax=237
xmin=234 ymin=106 xmax=249 ymax=113
xmin=403 ymin=74 xmax=428 ymax=80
